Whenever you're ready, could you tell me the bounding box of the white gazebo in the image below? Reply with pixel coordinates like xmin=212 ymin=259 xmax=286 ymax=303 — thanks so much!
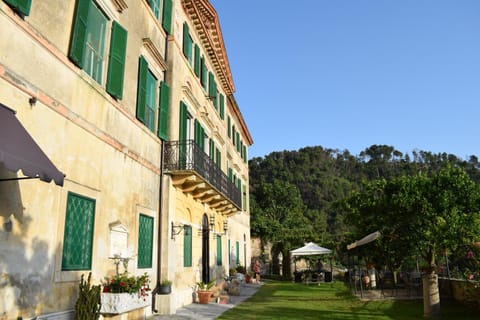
xmin=291 ymin=242 xmax=332 ymax=256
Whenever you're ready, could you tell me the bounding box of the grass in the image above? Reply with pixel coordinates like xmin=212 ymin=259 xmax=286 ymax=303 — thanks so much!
xmin=217 ymin=280 xmax=478 ymax=320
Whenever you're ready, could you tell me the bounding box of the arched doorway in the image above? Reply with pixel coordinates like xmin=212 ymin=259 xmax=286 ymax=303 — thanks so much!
xmin=202 ymin=214 xmax=210 ymax=283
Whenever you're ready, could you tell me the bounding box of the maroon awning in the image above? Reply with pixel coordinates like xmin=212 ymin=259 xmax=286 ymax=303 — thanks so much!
xmin=0 ymin=103 xmax=64 ymax=186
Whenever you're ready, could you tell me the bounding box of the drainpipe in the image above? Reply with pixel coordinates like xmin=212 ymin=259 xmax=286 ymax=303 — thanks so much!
xmin=152 ymin=29 xmax=170 ymax=314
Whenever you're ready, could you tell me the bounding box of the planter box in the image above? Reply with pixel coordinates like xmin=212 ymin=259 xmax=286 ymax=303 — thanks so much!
xmin=100 ymin=292 xmax=151 ymax=314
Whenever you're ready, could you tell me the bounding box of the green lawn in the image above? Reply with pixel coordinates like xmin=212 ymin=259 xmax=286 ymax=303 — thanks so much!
xmin=217 ymin=281 xmax=478 ymax=320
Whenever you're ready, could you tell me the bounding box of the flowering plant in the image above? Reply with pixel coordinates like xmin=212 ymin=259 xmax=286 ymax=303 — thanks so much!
xmin=102 ymin=273 xmax=150 ymax=299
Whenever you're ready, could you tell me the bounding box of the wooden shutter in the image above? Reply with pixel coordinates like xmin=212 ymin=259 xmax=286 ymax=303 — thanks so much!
xmin=236 ymin=241 xmax=240 ymax=265
xmin=200 ymin=57 xmax=207 ymax=90
xmin=138 ymin=214 xmax=154 ymax=268
xmin=157 ymin=82 xmax=170 ymax=140
xmin=219 ymin=94 xmax=225 ymax=119
xmin=4 ymin=0 xmax=31 ymax=16
xmin=136 ymin=56 xmax=148 ymax=123
xmin=209 ymin=139 xmax=215 ymax=160
xmin=61 ymin=192 xmax=96 ymax=271
xmin=106 ymin=21 xmax=127 ymax=99
xmin=194 ymin=44 xmax=201 ymax=77
xmin=179 ymin=102 xmax=188 ymax=142
xmin=69 ymin=0 xmax=90 ymax=67
xmin=162 ymin=0 xmax=173 ymax=34
xmin=227 ymin=116 xmax=231 ymax=138
xmin=216 ymin=235 xmax=222 ymax=266
xmin=184 ymin=225 xmax=192 ymax=267
xmin=216 ymin=148 xmax=221 ymax=167
xmin=182 ymin=22 xmax=192 ymax=63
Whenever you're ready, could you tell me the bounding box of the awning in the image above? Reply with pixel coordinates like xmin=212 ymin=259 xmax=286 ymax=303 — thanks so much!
xmin=291 ymin=242 xmax=332 ymax=256
xmin=0 ymin=103 xmax=64 ymax=186
xmin=347 ymin=231 xmax=381 ymax=250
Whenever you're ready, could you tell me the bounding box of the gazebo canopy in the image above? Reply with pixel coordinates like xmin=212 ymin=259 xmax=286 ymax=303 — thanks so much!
xmin=291 ymin=242 xmax=332 ymax=256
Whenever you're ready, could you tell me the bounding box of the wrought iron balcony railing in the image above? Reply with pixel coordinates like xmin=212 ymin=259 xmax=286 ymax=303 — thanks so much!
xmin=163 ymin=140 xmax=242 ymax=209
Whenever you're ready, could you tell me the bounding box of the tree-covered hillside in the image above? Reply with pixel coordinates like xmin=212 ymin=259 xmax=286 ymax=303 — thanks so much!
xmin=249 ymin=144 xmax=480 ymax=257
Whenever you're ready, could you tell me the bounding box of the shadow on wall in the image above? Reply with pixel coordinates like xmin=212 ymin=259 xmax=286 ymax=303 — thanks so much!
xmin=0 ymin=164 xmax=65 ymax=318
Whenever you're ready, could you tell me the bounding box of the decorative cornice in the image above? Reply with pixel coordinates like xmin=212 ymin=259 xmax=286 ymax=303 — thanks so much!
xmin=142 ymin=38 xmax=168 ymax=71
xmin=182 ymin=0 xmax=235 ymax=95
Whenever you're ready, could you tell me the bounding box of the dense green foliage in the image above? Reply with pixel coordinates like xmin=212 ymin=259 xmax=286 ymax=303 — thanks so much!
xmin=249 ymin=144 xmax=480 ymax=258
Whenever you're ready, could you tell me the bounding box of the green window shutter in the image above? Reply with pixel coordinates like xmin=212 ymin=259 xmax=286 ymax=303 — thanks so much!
xmin=227 ymin=116 xmax=231 ymax=138
xmin=147 ymin=0 xmax=160 ymax=18
xmin=232 ymin=126 xmax=236 ymax=145
xmin=184 ymin=225 xmax=192 ymax=267
xmin=209 ymin=139 xmax=215 ymax=160
xmin=216 ymin=235 xmax=222 ymax=266
xmin=136 ymin=56 xmax=148 ymax=123
xmin=62 ymin=192 xmax=96 ymax=271
xmin=194 ymin=44 xmax=201 ymax=77
xmin=236 ymin=133 xmax=241 ymax=152
xmin=179 ymin=101 xmax=188 ymax=142
xmin=138 ymin=214 xmax=154 ymax=268
xmin=106 ymin=21 xmax=127 ymax=100
xmin=216 ymin=148 xmax=221 ymax=167
xmin=69 ymin=0 xmax=90 ymax=67
xmin=162 ymin=0 xmax=173 ymax=34
xmin=194 ymin=119 xmax=200 ymax=146
xmin=4 ymin=0 xmax=31 ymax=16
xmin=179 ymin=102 xmax=188 ymax=167
xmin=228 ymin=167 xmax=232 ymax=181
xmin=243 ymin=145 xmax=247 ymax=162
xmin=157 ymin=82 xmax=170 ymax=140
xmin=235 ymin=241 xmax=240 ymax=265
xmin=208 ymin=72 xmax=217 ymax=103
xmin=200 ymin=58 xmax=207 ymax=90
xmin=228 ymin=239 xmax=231 ymax=266
xmin=219 ymin=94 xmax=225 ymax=120
xmin=242 ymin=184 xmax=247 ymax=210
xmin=182 ymin=22 xmax=192 ymax=64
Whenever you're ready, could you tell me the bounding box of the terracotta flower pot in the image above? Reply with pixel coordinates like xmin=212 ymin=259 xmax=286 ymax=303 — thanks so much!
xmin=197 ymin=290 xmax=212 ymax=304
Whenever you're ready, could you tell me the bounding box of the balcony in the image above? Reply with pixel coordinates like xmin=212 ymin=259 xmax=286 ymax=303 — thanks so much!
xmin=163 ymin=140 xmax=241 ymax=214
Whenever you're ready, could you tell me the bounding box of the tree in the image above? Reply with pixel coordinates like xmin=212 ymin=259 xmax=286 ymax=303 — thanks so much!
xmin=345 ymin=165 xmax=480 ymax=318
xmin=250 ymin=180 xmax=312 ymax=275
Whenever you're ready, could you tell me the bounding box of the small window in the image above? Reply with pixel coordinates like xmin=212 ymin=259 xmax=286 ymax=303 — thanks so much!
xmin=62 ymin=192 xmax=96 ymax=271
xmin=235 ymin=241 xmax=240 ymax=266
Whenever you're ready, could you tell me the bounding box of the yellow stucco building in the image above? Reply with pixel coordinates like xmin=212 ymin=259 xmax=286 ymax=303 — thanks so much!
xmin=0 ymin=0 xmax=251 ymax=319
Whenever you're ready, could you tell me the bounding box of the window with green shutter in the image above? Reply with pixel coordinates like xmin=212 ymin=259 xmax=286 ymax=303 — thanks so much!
xmin=70 ymin=0 xmax=127 ymax=93
xmin=83 ymin=1 xmax=107 ymax=84
xmin=106 ymin=21 xmax=127 ymax=99
xmin=182 ymin=22 xmax=193 ymax=65
xmin=216 ymin=235 xmax=222 ymax=266
xmin=227 ymin=116 xmax=231 ymax=138
xmin=184 ymin=225 xmax=192 ymax=267
xmin=219 ymin=94 xmax=225 ymax=120
xmin=194 ymin=44 xmax=201 ymax=77
xmin=157 ymin=82 xmax=170 ymax=140
xmin=242 ymin=184 xmax=247 ymax=210
xmin=4 ymin=0 xmax=31 ymax=16
xmin=179 ymin=102 xmax=188 ymax=166
xmin=62 ymin=192 xmax=96 ymax=271
xmin=209 ymin=139 xmax=215 ymax=161
xmin=236 ymin=241 xmax=240 ymax=265
xmin=215 ymin=148 xmax=221 ymax=168
xmin=138 ymin=214 xmax=154 ymax=268
xmin=147 ymin=0 xmax=160 ymax=18
xmin=200 ymin=57 xmax=207 ymax=90
xmin=208 ymin=72 xmax=217 ymax=103
xmin=162 ymin=0 xmax=173 ymax=34
xmin=136 ymin=56 xmax=157 ymax=132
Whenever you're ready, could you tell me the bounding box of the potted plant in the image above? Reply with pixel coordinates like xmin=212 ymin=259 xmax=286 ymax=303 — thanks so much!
xmin=158 ymin=279 xmax=172 ymax=295
xmin=196 ymin=280 xmax=215 ymax=304
xmin=100 ymin=273 xmax=151 ymax=314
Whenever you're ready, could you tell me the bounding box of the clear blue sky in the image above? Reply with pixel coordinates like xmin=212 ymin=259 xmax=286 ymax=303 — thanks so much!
xmin=209 ymin=0 xmax=480 ymax=160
